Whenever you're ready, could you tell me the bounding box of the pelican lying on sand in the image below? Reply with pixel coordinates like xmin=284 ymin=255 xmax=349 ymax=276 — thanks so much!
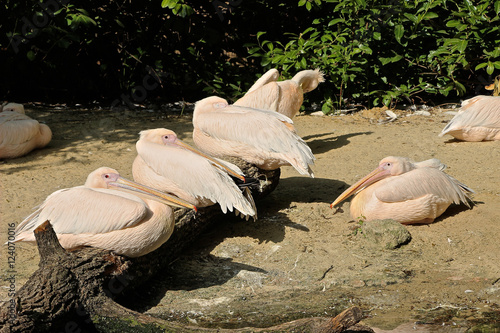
xmin=0 ymin=103 xmax=52 ymax=159
xmin=439 ymin=95 xmax=500 ymax=141
xmin=331 ymin=156 xmax=474 ymax=224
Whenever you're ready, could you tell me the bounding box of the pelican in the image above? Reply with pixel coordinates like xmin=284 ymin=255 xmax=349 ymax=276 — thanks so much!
xmin=234 ymin=68 xmax=325 ymax=118
xmin=330 ymin=156 xmax=474 ymax=224
xmin=439 ymin=95 xmax=500 ymax=141
xmin=132 ymin=128 xmax=257 ymax=220
xmin=12 ymin=167 xmax=197 ymax=257
xmin=193 ymin=96 xmax=315 ymax=177
xmin=0 ymin=102 xmax=52 ymax=159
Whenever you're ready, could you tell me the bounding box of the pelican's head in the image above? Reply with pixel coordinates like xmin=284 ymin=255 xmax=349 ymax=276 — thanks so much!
xmin=139 ymin=128 xmax=179 ymax=146
xmin=2 ymin=103 xmax=25 ymax=114
xmin=194 ymin=96 xmax=228 ymax=114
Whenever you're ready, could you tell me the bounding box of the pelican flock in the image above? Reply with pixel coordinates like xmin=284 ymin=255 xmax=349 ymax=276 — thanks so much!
xmin=7 ymin=67 xmax=488 ymax=259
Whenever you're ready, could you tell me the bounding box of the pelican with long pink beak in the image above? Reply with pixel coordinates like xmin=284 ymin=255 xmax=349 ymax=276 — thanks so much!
xmin=331 ymin=156 xmax=474 ymax=224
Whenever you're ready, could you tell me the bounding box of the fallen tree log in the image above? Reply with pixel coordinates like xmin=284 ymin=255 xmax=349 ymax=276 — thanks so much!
xmin=0 ymin=161 xmax=370 ymax=332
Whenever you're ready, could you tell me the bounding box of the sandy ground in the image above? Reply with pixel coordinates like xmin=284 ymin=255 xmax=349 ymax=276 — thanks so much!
xmin=1 ymin=103 xmax=499 ymax=331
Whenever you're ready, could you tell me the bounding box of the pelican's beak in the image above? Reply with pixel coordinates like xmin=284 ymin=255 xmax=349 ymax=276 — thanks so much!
xmin=111 ymin=177 xmax=197 ymax=212
xmin=174 ymin=139 xmax=246 ymax=182
xmin=330 ymin=166 xmax=390 ymax=209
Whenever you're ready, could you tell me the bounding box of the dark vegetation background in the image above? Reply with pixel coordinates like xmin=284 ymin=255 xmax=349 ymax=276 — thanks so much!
xmin=1 ymin=0 xmax=499 ymax=112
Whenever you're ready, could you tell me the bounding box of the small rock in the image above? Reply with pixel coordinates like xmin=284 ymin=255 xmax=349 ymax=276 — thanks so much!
xmin=310 ymin=111 xmax=325 ymax=116
xmin=360 ymin=219 xmax=412 ymax=249
xmin=413 ymin=110 xmax=431 ymax=116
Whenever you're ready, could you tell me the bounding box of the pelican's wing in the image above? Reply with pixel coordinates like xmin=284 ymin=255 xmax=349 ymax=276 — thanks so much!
xmin=0 ymin=113 xmax=40 ymax=144
xmin=136 ymin=142 xmax=254 ymax=215
xmin=414 ymin=158 xmax=446 ymax=171
xmin=195 ymin=104 xmax=314 ymax=175
xmin=374 ymin=168 xmax=473 ymax=207
xmin=235 ymin=81 xmax=280 ymax=112
xmin=15 ymin=187 xmax=150 ymax=238
xmin=197 ymin=104 xmax=308 ymax=152
xmin=246 ymin=69 xmax=279 ymax=94
xmin=439 ymin=96 xmax=500 ymax=136
xmin=0 ymin=111 xmax=31 ymax=124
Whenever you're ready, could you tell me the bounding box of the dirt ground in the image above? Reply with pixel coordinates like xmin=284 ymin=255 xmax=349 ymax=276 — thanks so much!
xmin=1 ymin=103 xmax=499 ymax=332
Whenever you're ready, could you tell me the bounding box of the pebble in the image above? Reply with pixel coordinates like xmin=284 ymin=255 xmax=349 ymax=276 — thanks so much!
xmin=413 ymin=110 xmax=431 ymax=116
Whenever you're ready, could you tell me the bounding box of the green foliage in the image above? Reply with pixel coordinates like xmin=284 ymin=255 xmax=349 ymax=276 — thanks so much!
xmin=247 ymin=0 xmax=500 ymax=112
xmin=160 ymin=0 xmax=193 ymax=17
xmin=0 ymin=0 xmax=498 ymax=107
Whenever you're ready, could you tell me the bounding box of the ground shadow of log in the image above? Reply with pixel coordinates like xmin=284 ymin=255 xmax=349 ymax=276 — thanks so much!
xmin=0 ymin=159 xmax=372 ymax=333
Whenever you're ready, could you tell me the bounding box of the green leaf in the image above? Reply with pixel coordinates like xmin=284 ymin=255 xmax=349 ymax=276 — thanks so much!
xmin=454 ymin=81 xmax=466 ymax=95
xmin=27 ymin=50 xmax=35 ymax=61
xmin=487 ymin=61 xmax=494 ymax=75
xmin=475 ymin=62 xmax=488 ymax=70
xmin=446 ymin=20 xmax=462 ymax=27
xmin=403 ymin=13 xmax=418 ymax=24
xmin=115 ymin=19 xmax=125 ymax=28
xmin=394 ymin=25 xmax=404 ymax=44
xmin=457 ymin=40 xmax=468 ymax=53
xmin=423 ymin=12 xmax=438 ymax=20
xmin=328 ymin=18 xmax=345 ymax=26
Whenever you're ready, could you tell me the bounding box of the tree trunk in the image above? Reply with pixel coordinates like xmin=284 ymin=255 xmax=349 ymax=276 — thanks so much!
xmin=0 ymin=161 xmax=370 ymax=332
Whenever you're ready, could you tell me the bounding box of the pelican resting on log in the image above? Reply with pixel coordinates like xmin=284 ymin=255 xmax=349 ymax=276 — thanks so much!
xmin=330 ymin=156 xmax=474 ymax=224
xmin=133 ymin=128 xmax=257 ymax=220
xmin=439 ymin=95 xmax=500 ymax=141
xmin=0 ymin=102 xmax=52 ymax=159
xmin=193 ymin=96 xmax=315 ymax=177
xmin=234 ymin=68 xmax=325 ymax=118
xmin=12 ymin=167 xmax=196 ymax=257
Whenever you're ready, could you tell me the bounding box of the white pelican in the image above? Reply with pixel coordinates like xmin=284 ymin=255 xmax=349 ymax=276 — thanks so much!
xmin=331 ymin=156 xmax=474 ymax=224
xmin=193 ymin=96 xmax=315 ymax=177
xmin=0 ymin=103 xmax=52 ymax=159
xmin=13 ymin=167 xmax=197 ymax=257
xmin=132 ymin=128 xmax=257 ymax=220
xmin=234 ymin=68 xmax=325 ymax=118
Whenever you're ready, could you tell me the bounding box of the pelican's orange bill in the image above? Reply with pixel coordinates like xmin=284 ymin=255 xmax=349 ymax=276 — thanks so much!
xmin=112 ymin=177 xmax=197 ymax=212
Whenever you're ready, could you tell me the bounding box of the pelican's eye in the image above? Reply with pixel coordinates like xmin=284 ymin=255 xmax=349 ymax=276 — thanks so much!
xmin=162 ymin=134 xmax=177 ymax=144
xmin=381 ymin=162 xmax=392 ymax=170
xmin=104 ymin=174 xmax=110 ymax=179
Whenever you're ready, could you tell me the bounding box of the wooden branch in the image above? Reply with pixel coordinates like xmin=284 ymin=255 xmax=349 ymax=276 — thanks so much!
xmin=0 ymin=160 xmax=371 ymax=332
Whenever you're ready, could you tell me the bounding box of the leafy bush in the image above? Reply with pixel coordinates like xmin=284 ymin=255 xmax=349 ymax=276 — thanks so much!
xmin=246 ymin=0 xmax=500 ymax=112
xmin=1 ymin=0 xmax=498 ymax=109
